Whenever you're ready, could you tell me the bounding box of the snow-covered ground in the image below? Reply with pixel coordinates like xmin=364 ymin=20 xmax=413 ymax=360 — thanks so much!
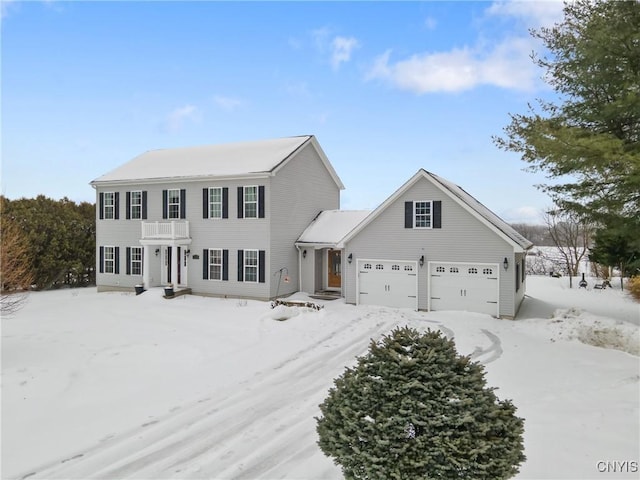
xmin=2 ymin=276 xmax=639 ymax=479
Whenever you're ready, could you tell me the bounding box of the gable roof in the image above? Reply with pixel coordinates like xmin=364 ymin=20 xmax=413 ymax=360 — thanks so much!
xmin=91 ymin=135 xmax=344 ymax=189
xmin=296 ymin=210 xmax=372 ymax=246
xmin=339 ymin=169 xmax=533 ymax=252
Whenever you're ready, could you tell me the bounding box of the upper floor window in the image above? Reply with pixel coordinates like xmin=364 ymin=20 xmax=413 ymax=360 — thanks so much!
xmin=209 ymin=188 xmax=223 ymax=219
xmin=100 ymin=192 xmax=119 ymax=220
xmin=167 ymin=189 xmax=181 ymax=219
xmin=414 ymin=201 xmax=432 ymax=228
xmin=238 ymin=186 xmax=265 ymax=219
xmin=244 ymin=186 xmax=258 ymax=218
xmin=130 ymin=191 xmax=142 ymax=219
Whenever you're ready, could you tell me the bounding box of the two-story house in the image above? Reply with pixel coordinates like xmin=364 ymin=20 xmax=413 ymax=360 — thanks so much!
xmin=93 ymin=135 xmax=532 ymax=318
xmin=91 ymin=135 xmax=343 ymax=300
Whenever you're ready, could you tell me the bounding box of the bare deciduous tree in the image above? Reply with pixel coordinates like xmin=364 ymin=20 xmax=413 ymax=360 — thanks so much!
xmin=1 ymin=217 xmax=35 ymax=316
xmin=544 ymin=209 xmax=593 ymax=288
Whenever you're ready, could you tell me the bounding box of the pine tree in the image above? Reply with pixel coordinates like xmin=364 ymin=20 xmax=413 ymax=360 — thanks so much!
xmin=316 ymin=327 xmax=525 ymax=479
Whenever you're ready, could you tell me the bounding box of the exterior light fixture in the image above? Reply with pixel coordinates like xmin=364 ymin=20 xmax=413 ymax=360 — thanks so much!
xmin=303 ymin=249 xmax=307 ymax=258
xmin=155 ymin=248 xmax=160 ymax=256
xmin=185 ymin=249 xmax=191 ymax=256
xmin=348 ymin=253 xmax=353 ymax=264
xmin=419 ymin=255 xmax=424 ymax=267
xmin=503 ymin=257 xmax=509 ymax=270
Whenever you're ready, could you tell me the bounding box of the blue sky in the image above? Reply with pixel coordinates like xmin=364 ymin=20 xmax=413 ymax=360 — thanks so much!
xmin=2 ymin=0 xmax=565 ymax=224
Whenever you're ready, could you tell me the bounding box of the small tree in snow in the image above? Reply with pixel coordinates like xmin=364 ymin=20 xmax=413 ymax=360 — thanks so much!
xmin=316 ymin=327 xmax=526 ymax=479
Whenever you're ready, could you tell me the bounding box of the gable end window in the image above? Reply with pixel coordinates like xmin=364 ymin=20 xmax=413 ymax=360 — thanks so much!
xmin=163 ymin=189 xmax=186 ymax=219
xmin=99 ymin=192 xmax=119 ymax=220
xmin=203 ymin=187 xmax=229 ymax=219
xmin=237 ymin=186 xmax=265 ymax=219
xmin=404 ymin=200 xmax=441 ymax=229
xmin=126 ymin=191 xmax=147 ymax=220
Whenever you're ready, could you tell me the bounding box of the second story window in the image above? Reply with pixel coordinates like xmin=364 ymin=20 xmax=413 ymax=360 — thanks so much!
xmin=100 ymin=192 xmax=119 ymax=220
xmin=163 ymin=189 xmax=186 ymax=219
xmin=130 ymin=191 xmax=142 ymax=219
xmin=210 ymin=188 xmax=222 ymax=218
xmin=244 ymin=186 xmax=258 ymax=218
xmin=414 ymin=201 xmax=432 ymax=228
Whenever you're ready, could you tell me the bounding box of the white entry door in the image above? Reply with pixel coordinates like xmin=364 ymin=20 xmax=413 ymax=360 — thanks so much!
xmin=429 ymin=262 xmax=499 ymax=316
xmin=358 ymin=260 xmax=418 ymax=310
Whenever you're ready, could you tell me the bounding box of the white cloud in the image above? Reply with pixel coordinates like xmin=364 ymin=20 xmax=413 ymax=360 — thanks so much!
xmin=212 ymin=95 xmax=244 ymax=112
xmin=486 ymin=0 xmax=564 ymax=28
xmin=366 ymin=35 xmax=539 ymax=94
xmin=330 ymin=36 xmax=360 ymax=70
xmin=162 ymin=104 xmax=200 ymax=133
xmin=424 ymin=16 xmax=437 ymax=30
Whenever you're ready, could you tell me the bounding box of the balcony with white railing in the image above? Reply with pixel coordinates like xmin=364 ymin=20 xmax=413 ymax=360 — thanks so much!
xmin=141 ymin=221 xmax=190 ymax=240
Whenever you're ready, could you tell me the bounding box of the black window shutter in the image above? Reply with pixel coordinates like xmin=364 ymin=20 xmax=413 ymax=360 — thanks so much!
xmin=258 ymin=250 xmax=266 ymax=283
xmin=433 ymin=201 xmax=442 ymax=229
xmin=258 ymin=186 xmax=265 ymax=218
xmin=237 ymin=250 xmax=244 ymax=281
xmin=142 ymin=191 xmax=148 ymax=219
xmin=162 ymin=190 xmax=168 ymax=219
xmin=180 ymin=189 xmax=186 ymax=219
xmin=237 ymin=187 xmax=244 ymax=218
xmin=404 ymin=201 xmax=413 ymax=228
xmin=222 ymin=188 xmax=229 ymax=219
xmin=99 ymin=246 xmax=104 ymax=273
xmin=114 ymin=247 xmax=120 ymax=274
xmin=99 ymin=193 xmax=104 ymax=220
xmin=126 ymin=247 xmax=131 ymax=275
xmin=126 ymin=192 xmax=131 ymax=220
xmin=203 ymin=188 xmax=209 ymax=219
xmin=114 ymin=192 xmax=120 ymax=220
xmin=202 ymin=249 xmax=209 ymax=280
xmin=222 ymin=249 xmax=229 ymax=280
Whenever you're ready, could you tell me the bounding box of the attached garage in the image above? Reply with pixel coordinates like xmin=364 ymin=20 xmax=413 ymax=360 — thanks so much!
xmin=357 ymin=260 xmax=418 ymax=310
xmin=429 ymin=262 xmax=499 ymax=316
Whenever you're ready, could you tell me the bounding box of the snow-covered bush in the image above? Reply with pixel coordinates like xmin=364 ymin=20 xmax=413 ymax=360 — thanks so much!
xmin=316 ymin=327 xmax=526 ymax=479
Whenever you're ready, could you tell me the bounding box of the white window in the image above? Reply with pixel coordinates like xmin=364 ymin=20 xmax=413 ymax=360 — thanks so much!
xmin=104 ymin=246 xmax=115 ymax=274
xmin=375 ymin=264 xmax=384 ymax=270
xmin=244 ymin=249 xmax=258 ymax=282
xmin=404 ymin=265 xmax=413 ymax=271
xmin=103 ymin=192 xmax=115 ymax=219
xmin=392 ymin=265 xmax=400 ymax=271
xmin=130 ymin=247 xmax=142 ymax=275
xmin=209 ymin=248 xmax=222 ymax=281
xmin=483 ymin=268 xmax=493 ymax=275
xmin=468 ymin=267 xmax=478 ymax=274
xmin=209 ymin=188 xmax=222 ymax=219
xmin=168 ymin=189 xmax=181 ymax=219
xmin=436 ymin=266 xmax=446 ymax=273
xmin=364 ymin=263 xmax=372 ymax=270
xmin=450 ymin=267 xmax=459 ymax=273
xmin=130 ymin=191 xmax=142 ymax=219
xmin=244 ymin=186 xmax=258 ymax=218
xmin=414 ymin=201 xmax=432 ymax=228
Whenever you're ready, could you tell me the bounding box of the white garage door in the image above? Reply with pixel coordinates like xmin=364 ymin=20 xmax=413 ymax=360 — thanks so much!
xmin=429 ymin=262 xmax=499 ymax=316
xmin=358 ymin=260 xmax=418 ymax=310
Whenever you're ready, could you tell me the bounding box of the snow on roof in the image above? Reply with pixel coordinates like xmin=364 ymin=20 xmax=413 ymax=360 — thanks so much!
xmin=297 ymin=210 xmax=371 ymax=245
xmin=92 ymin=135 xmax=312 ymax=184
xmin=427 ymin=171 xmax=533 ymax=251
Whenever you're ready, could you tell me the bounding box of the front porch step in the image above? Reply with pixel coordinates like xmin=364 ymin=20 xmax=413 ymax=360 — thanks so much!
xmin=164 ymin=288 xmax=192 ymax=299
xmin=310 ymin=290 xmax=341 ymax=301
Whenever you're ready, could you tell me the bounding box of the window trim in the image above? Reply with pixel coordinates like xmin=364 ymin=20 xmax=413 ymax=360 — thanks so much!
xmin=208 ymin=248 xmax=223 ymax=281
xmin=244 ymin=249 xmax=259 ymax=283
xmin=243 ymin=185 xmax=258 ymax=219
xmin=103 ymin=246 xmax=116 ymax=274
xmin=129 ymin=246 xmax=142 ymax=276
xmin=413 ymin=200 xmax=432 ymax=229
xmin=103 ymin=192 xmax=115 ymax=220
xmin=208 ymin=187 xmax=223 ymax=219
xmin=129 ymin=191 xmax=143 ymax=220
xmin=167 ymin=188 xmax=181 ymax=219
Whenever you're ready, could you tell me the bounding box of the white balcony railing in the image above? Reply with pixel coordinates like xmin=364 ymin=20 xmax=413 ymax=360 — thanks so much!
xmin=141 ymin=221 xmax=190 ymax=240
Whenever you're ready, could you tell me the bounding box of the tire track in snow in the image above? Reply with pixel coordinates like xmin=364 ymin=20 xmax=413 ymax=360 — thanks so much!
xmin=18 ymin=310 xmax=400 ymax=479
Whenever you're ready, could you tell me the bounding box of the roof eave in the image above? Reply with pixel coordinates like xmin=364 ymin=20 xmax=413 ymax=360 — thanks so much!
xmin=90 ymin=172 xmax=272 ymax=188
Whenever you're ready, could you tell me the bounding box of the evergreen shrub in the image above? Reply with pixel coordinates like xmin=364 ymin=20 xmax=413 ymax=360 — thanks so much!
xmin=316 ymin=326 xmax=526 ymax=479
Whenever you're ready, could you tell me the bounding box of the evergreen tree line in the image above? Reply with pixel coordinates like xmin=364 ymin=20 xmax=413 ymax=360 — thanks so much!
xmin=1 ymin=195 xmax=95 ymax=291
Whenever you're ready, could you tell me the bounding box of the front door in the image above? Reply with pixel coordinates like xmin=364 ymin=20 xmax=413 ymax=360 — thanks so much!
xmin=328 ymin=249 xmax=342 ymax=288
